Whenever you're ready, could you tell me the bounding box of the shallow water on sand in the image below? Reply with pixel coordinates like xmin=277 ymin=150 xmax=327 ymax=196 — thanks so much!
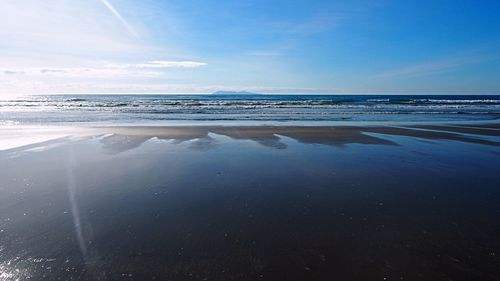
xmin=0 ymin=126 xmax=499 ymax=280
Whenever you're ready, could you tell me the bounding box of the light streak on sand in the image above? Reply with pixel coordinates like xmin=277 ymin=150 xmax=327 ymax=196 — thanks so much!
xmin=66 ymin=145 xmax=87 ymax=258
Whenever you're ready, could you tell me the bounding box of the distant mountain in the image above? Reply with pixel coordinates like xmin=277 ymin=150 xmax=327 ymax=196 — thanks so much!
xmin=211 ymin=91 xmax=261 ymax=96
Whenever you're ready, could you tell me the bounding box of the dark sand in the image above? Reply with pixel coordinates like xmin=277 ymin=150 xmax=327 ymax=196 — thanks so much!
xmin=1 ymin=124 xmax=500 ymax=280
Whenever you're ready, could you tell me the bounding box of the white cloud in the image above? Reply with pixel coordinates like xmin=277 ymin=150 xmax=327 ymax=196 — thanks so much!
xmin=0 ymin=59 xmax=209 ymax=95
xmin=0 ymin=79 xmax=342 ymax=95
xmin=106 ymin=61 xmax=207 ymax=69
xmin=0 ymin=67 xmax=160 ymax=79
xmin=0 ymin=60 xmax=207 ymax=79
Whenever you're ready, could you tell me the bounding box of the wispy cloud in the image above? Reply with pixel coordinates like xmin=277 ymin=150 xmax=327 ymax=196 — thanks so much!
xmin=98 ymin=0 xmax=139 ymax=39
xmin=2 ymin=70 xmax=23 ymax=75
xmin=1 ymin=67 xmax=158 ymax=78
xmin=0 ymin=0 xmax=154 ymax=60
xmin=373 ymin=56 xmax=489 ymax=79
xmin=106 ymin=60 xmax=208 ymax=68
xmin=0 ymin=60 xmax=207 ymax=79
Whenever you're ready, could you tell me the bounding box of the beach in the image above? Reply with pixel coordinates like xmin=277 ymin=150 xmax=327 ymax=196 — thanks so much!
xmin=3 ymin=0 xmax=500 ymax=278
xmin=1 ymin=122 xmax=500 ymax=280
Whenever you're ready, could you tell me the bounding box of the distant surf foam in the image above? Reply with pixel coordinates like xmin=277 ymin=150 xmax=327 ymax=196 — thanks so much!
xmin=0 ymin=94 xmax=499 ymax=124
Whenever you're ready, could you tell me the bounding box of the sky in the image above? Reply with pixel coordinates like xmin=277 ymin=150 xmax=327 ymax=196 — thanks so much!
xmin=1 ymin=0 xmax=499 ymax=95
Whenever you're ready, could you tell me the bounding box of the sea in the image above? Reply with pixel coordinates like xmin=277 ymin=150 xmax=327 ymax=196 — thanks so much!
xmin=1 ymin=94 xmax=499 ymax=125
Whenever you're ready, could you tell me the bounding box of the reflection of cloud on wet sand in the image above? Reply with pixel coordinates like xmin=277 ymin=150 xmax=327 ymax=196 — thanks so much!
xmin=96 ymin=125 xmax=500 ymax=154
xmin=213 ymin=126 xmax=402 ymax=149
xmin=363 ymin=126 xmax=500 ymax=147
xmin=2 ymin=125 xmax=498 ymax=155
xmin=185 ymin=136 xmax=219 ymax=152
xmin=98 ymin=126 xmax=399 ymax=153
xmin=100 ymin=134 xmax=151 ymax=154
xmin=99 ymin=129 xmax=216 ymax=154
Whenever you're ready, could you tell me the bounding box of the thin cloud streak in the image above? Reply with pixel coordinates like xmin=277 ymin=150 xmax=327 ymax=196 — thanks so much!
xmin=373 ymin=56 xmax=489 ymax=79
xmin=0 ymin=67 xmax=161 ymax=78
xmin=98 ymin=0 xmax=139 ymax=38
xmin=0 ymin=60 xmax=207 ymax=78
xmin=107 ymin=61 xmax=208 ymax=68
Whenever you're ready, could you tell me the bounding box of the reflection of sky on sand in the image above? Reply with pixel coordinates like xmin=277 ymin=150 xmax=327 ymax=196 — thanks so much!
xmin=0 ymin=126 xmax=82 ymax=150
xmin=102 ymin=127 xmax=398 ymax=154
xmin=0 ymin=134 xmax=64 ymax=151
xmin=1 ymin=125 xmax=499 ymax=157
xmin=1 ymin=125 xmax=499 ymax=159
xmin=95 ymin=125 xmax=500 ymax=154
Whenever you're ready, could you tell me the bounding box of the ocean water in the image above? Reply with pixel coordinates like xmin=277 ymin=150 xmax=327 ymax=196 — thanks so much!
xmin=1 ymin=94 xmax=499 ymax=125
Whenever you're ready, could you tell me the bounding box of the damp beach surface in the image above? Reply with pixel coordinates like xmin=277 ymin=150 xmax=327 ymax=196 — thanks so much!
xmin=1 ymin=123 xmax=500 ymax=280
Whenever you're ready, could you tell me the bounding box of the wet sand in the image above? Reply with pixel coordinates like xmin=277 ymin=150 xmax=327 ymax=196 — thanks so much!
xmin=3 ymin=124 xmax=499 ymax=152
xmin=1 ymin=123 xmax=500 ymax=280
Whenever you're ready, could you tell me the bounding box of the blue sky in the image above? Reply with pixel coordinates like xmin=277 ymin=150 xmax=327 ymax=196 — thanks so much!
xmin=1 ymin=0 xmax=499 ymax=95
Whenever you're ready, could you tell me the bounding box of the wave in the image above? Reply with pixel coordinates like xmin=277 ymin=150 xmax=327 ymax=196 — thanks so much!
xmin=1 ymin=95 xmax=499 ymax=119
xmin=3 ymin=99 xmax=499 ymax=107
xmin=427 ymin=99 xmax=500 ymax=104
xmin=367 ymin=98 xmax=500 ymax=105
